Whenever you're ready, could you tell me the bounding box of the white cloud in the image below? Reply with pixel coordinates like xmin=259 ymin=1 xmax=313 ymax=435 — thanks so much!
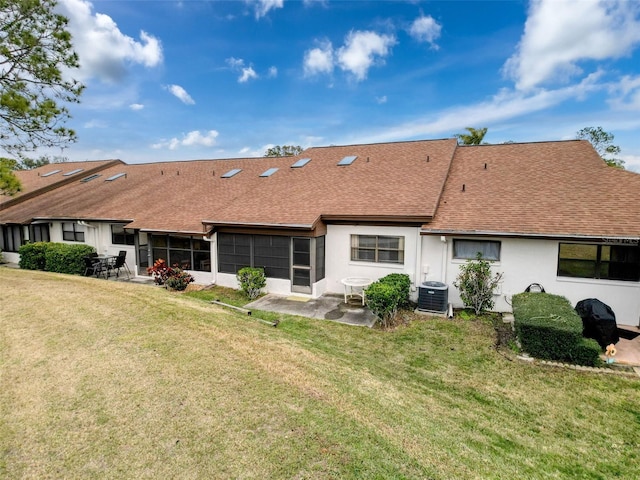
xmin=239 ymin=67 xmax=258 ymax=83
xmin=166 ymin=84 xmax=195 ymax=104
xmin=152 ymin=130 xmax=219 ymax=150
xmin=58 ymin=0 xmax=163 ymax=83
xmin=376 ymin=95 xmax=388 ymax=104
xmin=337 ymin=30 xmax=396 ymax=81
xmin=408 ymin=15 xmax=442 ymax=48
xmin=357 ymin=73 xmax=605 ymax=144
xmin=303 ymin=41 xmax=334 ymax=77
xmin=504 ymin=0 xmax=640 ymax=91
xmin=129 ymin=103 xmax=144 ymax=111
xmin=250 ymin=0 xmax=284 ymax=19
xmin=267 ymin=66 xmax=278 ymax=78
xmin=226 ymin=57 xmax=245 ymax=69
xmin=226 ymin=57 xmax=259 ymax=82
xmin=608 ymin=74 xmax=640 ymax=111
xmin=83 ymin=119 xmax=107 ymax=129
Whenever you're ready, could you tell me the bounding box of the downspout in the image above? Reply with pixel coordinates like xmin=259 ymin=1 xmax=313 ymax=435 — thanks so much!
xmin=440 ymin=235 xmax=448 ymax=284
xmin=415 ymin=228 xmax=422 ymax=290
xmin=204 ymin=232 xmax=217 ymax=285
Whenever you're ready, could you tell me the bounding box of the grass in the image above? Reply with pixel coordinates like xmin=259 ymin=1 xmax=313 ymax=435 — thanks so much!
xmin=1 ymin=268 xmax=639 ymax=479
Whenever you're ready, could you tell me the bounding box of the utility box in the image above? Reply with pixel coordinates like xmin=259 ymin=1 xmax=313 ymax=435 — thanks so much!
xmin=418 ymin=281 xmax=448 ymax=313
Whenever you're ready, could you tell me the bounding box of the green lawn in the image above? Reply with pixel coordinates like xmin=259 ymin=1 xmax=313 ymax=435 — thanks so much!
xmin=1 ymin=268 xmax=639 ymax=479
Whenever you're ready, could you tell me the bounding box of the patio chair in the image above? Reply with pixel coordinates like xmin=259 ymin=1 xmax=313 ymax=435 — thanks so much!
xmin=108 ymin=253 xmax=130 ymax=279
xmin=83 ymin=256 xmax=103 ymax=277
xmin=118 ymin=251 xmax=132 ymax=277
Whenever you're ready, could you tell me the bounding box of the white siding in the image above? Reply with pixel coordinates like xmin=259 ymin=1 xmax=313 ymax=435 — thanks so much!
xmin=421 ymin=235 xmax=640 ymax=327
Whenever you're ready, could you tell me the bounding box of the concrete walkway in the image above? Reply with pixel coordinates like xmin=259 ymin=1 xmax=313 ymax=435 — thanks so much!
xmin=245 ymin=294 xmax=377 ymax=327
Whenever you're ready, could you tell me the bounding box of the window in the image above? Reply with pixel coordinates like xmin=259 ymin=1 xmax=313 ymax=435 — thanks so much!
xmin=111 ymin=225 xmax=135 ymax=245
xmin=453 ymin=239 xmax=501 ymax=261
xmin=62 ymin=222 xmax=85 ymax=242
xmin=351 ymin=235 xmax=404 ymax=264
xmin=218 ymin=233 xmax=290 ymax=279
xmin=558 ymin=243 xmax=640 ymax=282
xmin=30 ymin=224 xmax=50 ymax=243
xmin=315 ymin=235 xmax=325 ymax=281
xmin=1 ymin=225 xmax=24 ymax=252
xmin=151 ymin=234 xmax=211 ymax=272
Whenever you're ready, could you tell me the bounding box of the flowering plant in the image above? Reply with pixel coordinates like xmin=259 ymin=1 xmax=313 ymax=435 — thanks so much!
xmin=147 ymin=259 xmax=194 ymax=290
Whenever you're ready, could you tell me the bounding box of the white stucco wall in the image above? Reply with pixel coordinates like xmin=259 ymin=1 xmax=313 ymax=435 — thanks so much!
xmin=421 ymin=235 xmax=640 ymax=327
xmin=324 ymin=224 xmax=422 ymax=296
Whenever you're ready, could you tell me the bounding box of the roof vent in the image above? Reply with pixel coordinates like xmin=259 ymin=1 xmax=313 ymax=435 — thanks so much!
xmin=291 ymin=158 xmax=311 ymax=168
xmin=80 ymin=174 xmax=102 ymax=183
xmin=221 ymin=168 xmax=242 ymax=178
xmin=337 ymin=155 xmax=357 ymax=166
xmin=106 ymin=173 xmax=126 ymax=182
xmin=260 ymin=167 xmax=278 ymax=177
xmin=41 ymin=169 xmax=62 ymax=177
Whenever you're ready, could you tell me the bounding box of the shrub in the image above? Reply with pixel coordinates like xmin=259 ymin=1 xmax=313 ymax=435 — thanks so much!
xmin=365 ymin=281 xmax=402 ymax=328
xmin=147 ymin=258 xmax=173 ymax=285
xmin=237 ymin=267 xmax=266 ymax=300
xmin=513 ymin=292 xmax=599 ymax=365
xmin=571 ymin=338 xmax=603 ymax=367
xmin=43 ymin=243 xmax=95 ymax=275
xmin=147 ymin=259 xmax=195 ymax=290
xmin=378 ymin=273 xmax=411 ymax=308
xmin=19 ymin=242 xmax=49 ymax=270
xmin=454 ymin=253 xmax=503 ymax=315
xmin=165 ymin=269 xmax=195 ymax=291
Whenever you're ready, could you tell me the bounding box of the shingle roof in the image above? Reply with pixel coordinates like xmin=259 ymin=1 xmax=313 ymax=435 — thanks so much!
xmin=0 ymin=160 xmax=123 ymax=209
xmin=0 ymin=139 xmax=458 ymax=233
xmin=423 ymin=140 xmax=640 ymax=239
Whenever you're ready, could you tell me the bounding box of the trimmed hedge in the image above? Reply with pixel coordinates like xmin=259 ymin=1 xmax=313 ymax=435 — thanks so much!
xmin=513 ymin=292 xmax=602 ymax=366
xmin=19 ymin=242 xmax=95 ymax=275
xmin=365 ymin=273 xmax=411 ymax=327
xmin=18 ymin=242 xmax=49 ymax=270
xmin=379 ymin=273 xmax=411 ymax=308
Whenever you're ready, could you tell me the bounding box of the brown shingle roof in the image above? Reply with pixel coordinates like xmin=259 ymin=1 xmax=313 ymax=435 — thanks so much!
xmin=0 ymin=160 xmax=124 ymax=209
xmin=423 ymin=140 xmax=640 ymax=239
xmin=0 ymin=139 xmax=458 ymax=233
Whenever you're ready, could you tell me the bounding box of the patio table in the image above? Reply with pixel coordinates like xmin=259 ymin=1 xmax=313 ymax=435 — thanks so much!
xmin=341 ymin=277 xmax=373 ymax=306
xmin=95 ymin=254 xmax=117 ymax=278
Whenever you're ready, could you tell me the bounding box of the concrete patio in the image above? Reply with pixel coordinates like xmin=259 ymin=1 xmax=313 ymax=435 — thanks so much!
xmin=245 ymin=293 xmax=377 ymax=327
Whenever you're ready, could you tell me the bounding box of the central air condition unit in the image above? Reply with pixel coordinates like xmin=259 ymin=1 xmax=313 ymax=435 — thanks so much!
xmin=418 ymin=281 xmax=448 ymax=313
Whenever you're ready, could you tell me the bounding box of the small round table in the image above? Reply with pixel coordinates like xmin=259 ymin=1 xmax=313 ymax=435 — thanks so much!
xmin=341 ymin=277 xmax=373 ymax=306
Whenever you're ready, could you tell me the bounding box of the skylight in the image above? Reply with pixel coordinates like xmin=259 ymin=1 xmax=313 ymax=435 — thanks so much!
xmin=260 ymin=167 xmax=278 ymax=177
xmin=41 ymin=169 xmax=61 ymax=177
xmin=337 ymin=155 xmax=357 ymax=166
xmin=291 ymin=158 xmax=311 ymax=168
xmin=221 ymin=168 xmax=242 ymax=178
xmin=80 ymin=174 xmax=101 ymax=183
xmin=63 ymin=168 xmax=84 ymax=176
xmin=106 ymin=173 xmax=126 ymax=182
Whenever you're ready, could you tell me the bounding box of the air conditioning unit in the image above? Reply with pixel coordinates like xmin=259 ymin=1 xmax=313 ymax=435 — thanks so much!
xmin=418 ymin=281 xmax=448 ymax=313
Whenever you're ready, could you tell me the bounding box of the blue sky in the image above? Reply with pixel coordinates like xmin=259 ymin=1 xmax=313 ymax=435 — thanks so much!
xmin=52 ymin=0 xmax=640 ymax=171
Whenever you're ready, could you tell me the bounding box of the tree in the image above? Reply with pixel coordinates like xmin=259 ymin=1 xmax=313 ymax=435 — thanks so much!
xmin=0 ymin=157 xmax=21 ymax=195
xmin=454 ymin=127 xmax=488 ymax=145
xmin=0 ymin=0 xmax=84 ymax=156
xmin=576 ymin=127 xmax=624 ymax=169
xmin=264 ymin=145 xmax=303 ymax=157
xmin=453 ymin=253 xmax=503 ymax=315
xmin=13 ymin=153 xmax=66 ymax=170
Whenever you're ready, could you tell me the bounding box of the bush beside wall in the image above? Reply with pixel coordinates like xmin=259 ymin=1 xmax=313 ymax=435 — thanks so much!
xmin=365 ymin=273 xmax=411 ymax=328
xmin=18 ymin=242 xmax=49 ymax=270
xmin=512 ymin=292 xmax=602 ymax=367
xmin=19 ymin=242 xmax=95 ymax=275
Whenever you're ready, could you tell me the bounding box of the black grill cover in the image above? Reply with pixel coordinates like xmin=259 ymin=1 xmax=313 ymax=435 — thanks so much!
xmin=575 ymin=298 xmax=619 ymax=348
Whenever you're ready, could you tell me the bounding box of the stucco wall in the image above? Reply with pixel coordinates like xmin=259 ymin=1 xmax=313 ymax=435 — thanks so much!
xmin=421 ymin=235 xmax=640 ymax=327
xmin=324 ymin=224 xmax=422 ymax=296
